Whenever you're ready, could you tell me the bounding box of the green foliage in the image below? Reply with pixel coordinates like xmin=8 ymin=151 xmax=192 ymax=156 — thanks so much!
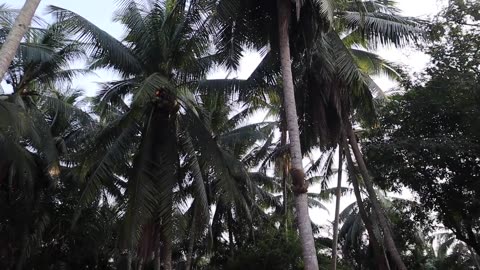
xmin=364 ymin=0 xmax=480 ymax=257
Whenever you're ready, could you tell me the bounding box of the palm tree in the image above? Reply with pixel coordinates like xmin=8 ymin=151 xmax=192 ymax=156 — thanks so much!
xmin=208 ymin=1 xmax=421 ymax=266
xmin=48 ymin=2 xmax=277 ymax=269
xmin=0 ymin=0 xmax=42 ymax=81
xmin=276 ymin=1 xmax=320 ymax=267
xmin=0 ymin=22 xmax=94 ymax=269
xmin=337 ymin=184 xmax=427 ymax=270
xmin=211 ymin=0 xmax=335 ymax=267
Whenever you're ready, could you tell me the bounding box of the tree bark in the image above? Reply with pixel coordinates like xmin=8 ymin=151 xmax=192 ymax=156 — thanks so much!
xmin=185 ymin=227 xmax=195 ymax=270
xmin=0 ymin=0 xmax=41 ymax=83
xmin=137 ymin=258 xmax=144 ymax=270
xmin=227 ymin=209 xmax=235 ymax=257
xmin=276 ymin=0 xmax=319 ymax=269
xmin=343 ymin=139 xmax=390 ymax=270
xmin=154 ymin=249 xmax=161 ymax=270
xmin=346 ymin=125 xmax=407 ymax=270
xmin=331 ymin=146 xmax=342 ymax=270
xmin=280 ymin=124 xmax=289 ymax=236
xmin=126 ymin=251 xmax=132 ymax=270
xmin=161 ymin=231 xmax=172 ymax=270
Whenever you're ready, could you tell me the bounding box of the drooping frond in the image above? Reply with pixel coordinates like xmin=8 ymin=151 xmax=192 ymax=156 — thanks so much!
xmin=47 ymin=5 xmax=143 ymax=76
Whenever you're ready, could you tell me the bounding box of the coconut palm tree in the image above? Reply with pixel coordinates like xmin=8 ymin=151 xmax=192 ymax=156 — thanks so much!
xmin=0 ymin=22 xmax=95 ymax=268
xmin=0 ymin=0 xmax=42 ymax=81
xmin=337 ymin=187 xmax=427 ymax=270
xmin=206 ymin=1 xmax=421 ymax=268
xmin=47 ymin=2 xmax=280 ymax=269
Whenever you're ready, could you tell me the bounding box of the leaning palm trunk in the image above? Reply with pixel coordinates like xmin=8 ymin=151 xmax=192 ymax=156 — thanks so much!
xmin=0 ymin=0 xmax=41 ymax=81
xmin=276 ymin=0 xmax=319 ymax=269
xmin=331 ymin=147 xmax=342 ymax=269
xmin=343 ymin=138 xmax=390 ymax=270
xmin=346 ymin=125 xmax=407 ymax=270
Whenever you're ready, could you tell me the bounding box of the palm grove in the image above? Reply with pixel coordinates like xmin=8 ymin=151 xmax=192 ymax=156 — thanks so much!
xmin=0 ymin=0 xmax=479 ymax=269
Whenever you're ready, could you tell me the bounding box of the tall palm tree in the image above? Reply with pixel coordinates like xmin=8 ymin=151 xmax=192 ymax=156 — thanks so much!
xmin=0 ymin=22 xmax=94 ymax=269
xmin=48 ymin=2 xmax=276 ymax=269
xmin=210 ymin=0 xmax=335 ymax=267
xmin=208 ymin=1 xmax=421 ymax=266
xmin=0 ymin=0 xmax=42 ymax=81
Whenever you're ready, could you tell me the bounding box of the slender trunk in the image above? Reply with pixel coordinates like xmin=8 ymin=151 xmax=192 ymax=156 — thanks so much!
xmin=343 ymin=138 xmax=390 ymax=270
xmin=276 ymin=0 xmax=319 ymax=269
xmin=137 ymin=258 xmax=144 ymax=270
xmin=370 ymin=210 xmax=392 ymax=270
xmin=126 ymin=251 xmax=132 ymax=270
xmin=331 ymin=147 xmax=342 ymax=270
xmin=161 ymin=231 xmax=172 ymax=270
xmin=280 ymin=126 xmax=289 ymax=236
xmin=185 ymin=229 xmax=195 ymax=270
xmin=346 ymin=125 xmax=407 ymax=270
xmin=227 ymin=209 xmax=235 ymax=257
xmin=0 ymin=0 xmax=41 ymax=83
xmin=15 ymin=225 xmax=28 ymax=270
xmin=154 ymin=249 xmax=161 ymax=270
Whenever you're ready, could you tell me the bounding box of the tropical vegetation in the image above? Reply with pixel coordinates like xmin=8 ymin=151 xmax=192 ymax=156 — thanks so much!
xmin=0 ymin=0 xmax=479 ymax=269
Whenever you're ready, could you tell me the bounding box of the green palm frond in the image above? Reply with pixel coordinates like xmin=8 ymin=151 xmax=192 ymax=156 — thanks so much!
xmin=318 ymin=186 xmax=353 ymax=202
xmin=75 ymin=108 xmax=143 ymax=212
xmin=341 ymin=11 xmax=422 ymax=47
xmin=179 ymin=129 xmax=209 ymax=222
xmin=315 ymin=0 xmax=336 ymax=23
xmin=47 ymin=5 xmax=143 ymax=76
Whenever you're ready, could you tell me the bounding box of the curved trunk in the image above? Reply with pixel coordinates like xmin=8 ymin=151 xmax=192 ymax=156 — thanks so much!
xmin=0 ymin=0 xmax=41 ymax=83
xmin=343 ymin=138 xmax=390 ymax=270
xmin=276 ymin=0 xmax=319 ymax=269
xmin=331 ymin=147 xmax=342 ymax=270
xmin=346 ymin=125 xmax=407 ymax=270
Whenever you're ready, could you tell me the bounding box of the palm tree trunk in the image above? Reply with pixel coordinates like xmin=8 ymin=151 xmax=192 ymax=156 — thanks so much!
xmin=346 ymin=125 xmax=407 ymax=270
xmin=276 ymin=1 xmax=319 ymax=269
xmin=126 ymin=251 xmax=132 ymax=270
xmin=154 ymin=249 xmax=161 ymax=270
xmin=161 ymin=231 xmax=172 ymax=270
xmin=185 ymin=228 xmax=195 ymax=270
xmin=331 ymin=147 xmax=342 ymax=270
xmin=343 ymin=139 xmax=390 ymax=270
xmin=137 ymin=258 xmax=144 ymax=270
xmin=280 ymin=125 xmax=289 ymax=236
xmin=0 ymin=0 xmax=41 ymax=82
xmin=227 ymin=209 xmax=235 ymax=257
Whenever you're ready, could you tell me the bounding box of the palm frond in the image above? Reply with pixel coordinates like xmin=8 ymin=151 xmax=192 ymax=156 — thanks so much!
xmin=47 ymin=5 xmax=143 ymax=76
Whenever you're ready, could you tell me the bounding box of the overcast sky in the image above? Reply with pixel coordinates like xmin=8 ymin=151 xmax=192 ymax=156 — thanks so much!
xmin=5 ymin=0 xmax=446 ymax=227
